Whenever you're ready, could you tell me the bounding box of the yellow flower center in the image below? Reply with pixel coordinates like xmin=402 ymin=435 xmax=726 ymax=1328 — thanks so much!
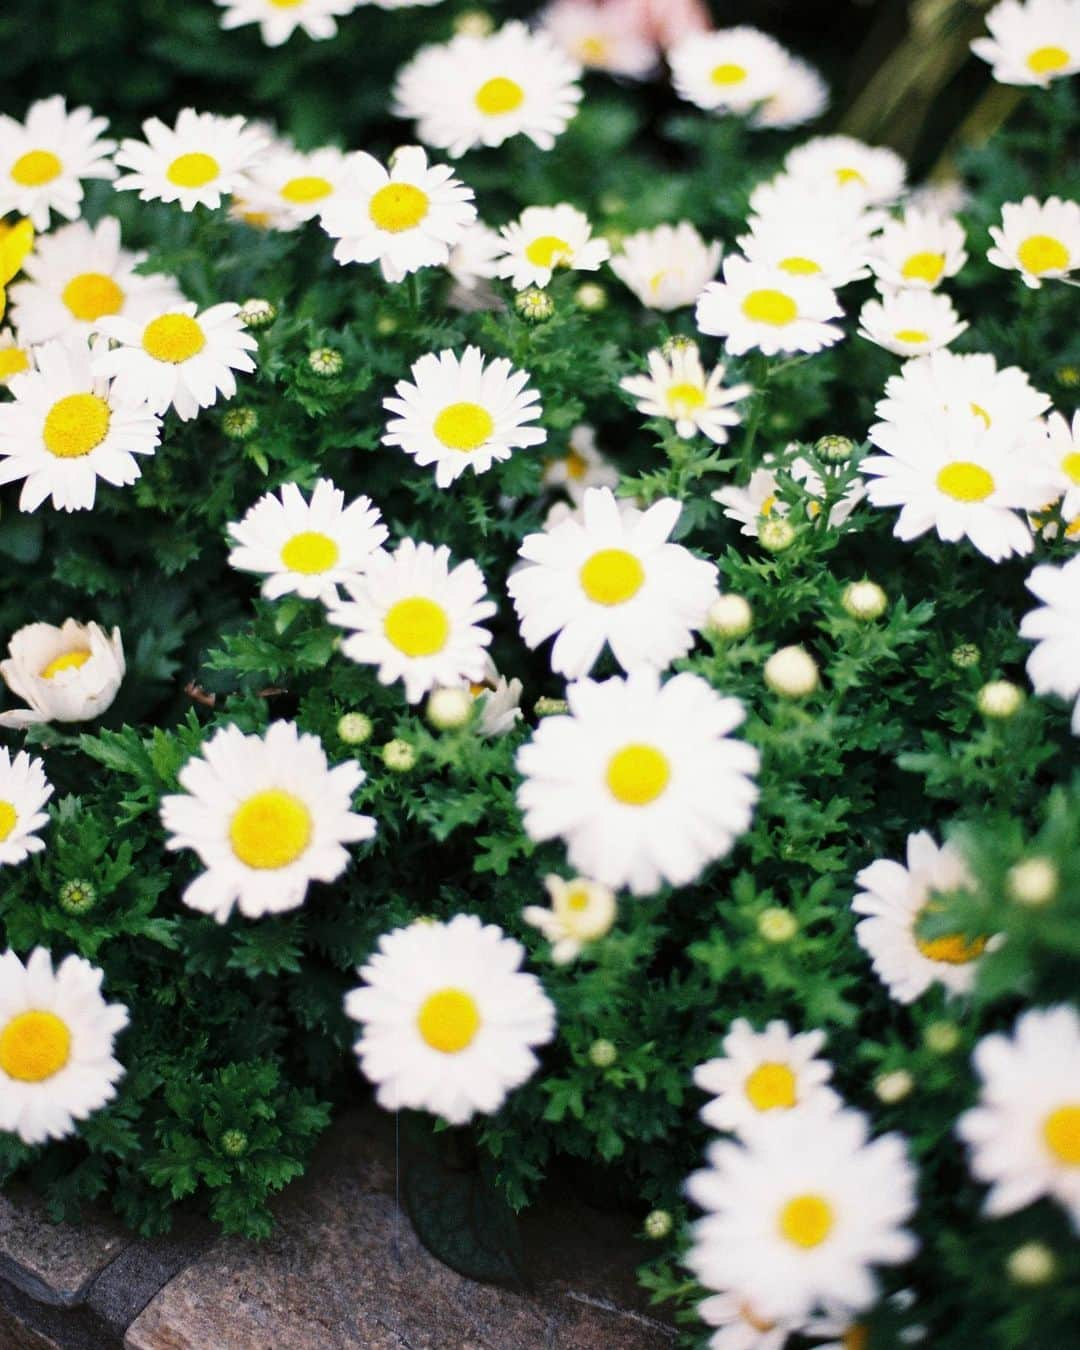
xmin=229 ymin=788 xmax=313 ymax=870
xmin=474 ymin=76 xmax=525 ymax=115
xmin=368 ymin=182 xmax=429 ymax=233
xmin=915 ymin=926 xmax=987 ymax=964
xmin=166 ymin=152 xmax=220 ymax=189
xmin=778 ymin=255 xmax=821 ymax=275
xmin=1016 ymin=234 xmax=1069 ymax=275
xmin=1043 ymin=1104 xmax=1080 ymax=1164
xmin=577 ymin=35 xmax=609 ymax=64
xmin=760 ymin=493 xmax=777 ymax=517
xmin=936 ymin=460 xmax=995 ymax=502
xmin=565 ymin=450 xmax=588 ymax=480
xmin=525 ymin=234 xmax=571 ymax=268
xmin=62 ymin=271 xmax=124 ymax=322
xmin=579 ymin=547 xmax=645 ymax=605
xmin=0 ymin=800 xmax=17 ymax=842
xmin=42 ymin=393 xmax=110 ymax=459
xmin=1027 ymin=44 xmax=1069 ymax=75
xmin=40 ymin=648 xmax=92 ymax=679
xmin=417 ymin=988 xmax=481 ymax=1053
xmin=142 ymin=313 xmax=205 ymax=363
xmin=280 ymin=174 xmax=333 ymax=204
xmin=433 ymin=401 xmax=494 ymax=451
xmin=10 ymin=149 xmax=62 ymax=187
xmin=605 ymin=743 xmax=670 ymax=806
xmin=893 ymin=329 xmax=929 ymax=344
xmin=280 ymin=530 xmax=340 ymax=575
xmin=744 ymin=1062 xmax=798 ymax=1111
xmin=970 ymin=402 xmax=992 ymax=427
xmin=901 ymin=251 xmax=945 ymax=284
xmin=565 ymin=887 xmax=591 ymax=912
xmin=383 ymin=596 xmax=450 ymax=657
xmin=711 ymin=63 xmax=748 ymax=85
xmin=741 ymin=289 xmax=798 ymax=325
xmin=666 ymin=381 xmax=706 ymax=415
xmin=835 ymin=167 xmax=865 ymax=186
xmin=843 ymin=1327 xmax=869 ymax=1350
xmin=268 ymin=0 xmax=305 ymax=8
xmin=1061 ymin=451 xmax=1080 ymax=484
xmin=778 ymin=1193 xmax=834 ymax=1248
xmin=0 ymin=1011 xmax=72 ymax=1083
xmin=0 ymin=347 xmax=29 ymax=380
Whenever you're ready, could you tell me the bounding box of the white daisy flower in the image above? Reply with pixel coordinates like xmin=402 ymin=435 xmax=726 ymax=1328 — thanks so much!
xmin=908 ymin=177 xmax=970 ymax=219
xmin=696 ymin=1292 xmax=801 ymax=1350
xmin=1033 ymin=410 xmax=1080 ymax=523
xmin=609 ymin=222 xmax=722 ymax=312
xmin=713 ymin=455 xmax=866 ymax=537
xmin=382 ymin=345 xmax=545 ymax=487
xmin=445 ymin=220 xmax=504 ymax=306
xmin=508 ymin=486 xmax=718 ymax=678
xmin=620 ymin=342 xmax=751 ymax=444
xmin=0 ymin=749 xmax=52 ymax=867
xmin=226 ymin=478 xmax=388 ymax=607
xmin=344 ymin=913 xmax=556 ymax=1124
xmin=736 ymin=215 xmax=870 ymax=289
xmin=393 ymin=21 xmax=583 ymax=158
xmin=669 ymin=28 xmax=793 ymax=115
xmin=0 ymin=948 xmax=128 ymax=1145
xmin=522 ymin=874 xmax=617 ymax=964
xmin=161 ymin=720 xmax=376 ymax=924
xmin=92 ymin=302 xmax=257 ymax=422
xmin=971 ymin=0 xmax=1080 ymax=86
xmin=0 ymin=96 xmax=116 ymax=230
xmin=750 ymin=55 xmax=829 ymax=130
xmin=863 ymin=408 xmax=1053 ymax=561
xmin=539 ymin=0 xmax=657 ymax=78
xmin=215 ymin=0 xmax=357 ymax=47
xmin=0 ymin=331 xmax=33 ymax=386
xmin=472 ymin=658 xmax=524 ymax=738
xmin=516 ymin=668 xmax=759 ymax=895
xmin=957 ymin=1005 xmax=1080 ymax=1229
xmin=853 ymin=830 xmax=993 ymax=1003
xmin=113 ymin=109 xmax=270 ymax=211
xmin=869 ymin=207 xmax=968 ymax=291
xmin=857 ymin=289 xmax=968 ymax=357
xmin=541 ymin=423 xmax=619 ymax=503
xmin=236 ymin=145 xmax=352 ymax=229
xmin=987 ymin=194 xmax=1080 ymax=288
xmin=318 ymin=146 xmax=476 ymax=284
xmin=783 ymin=135 xmax=907 ymax=207
xmin=694 ymin=1020 xmax=840 ymax=1138
xmin=8 ymin=217 xmax=183 ymax=346
xmin=327 ymin=539 xmax=496 ymax=703
xmin=0 ymin=619 xmax=124 ymax=729
xmin=748 ymin=174 xmax=886 ymax=244
xmin=1020 ymin=554 xmax=1080 ymax=734
xmin=697 ymin=256 xmax=844 ymax=358
xmin=687 ymin=1101 xmax=917 ymax=1324
xmin=493 ymin=203 xmax=610 ymax=291
xmin=0 ymin=336 xmax=161 ymax=513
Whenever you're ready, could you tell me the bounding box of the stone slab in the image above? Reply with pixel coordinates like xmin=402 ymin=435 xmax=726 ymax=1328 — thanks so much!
xmin=0 ymin=1295 xmax=64 ymax=1350
xmin=0 ymin=1188 xmax=131 ymax=1308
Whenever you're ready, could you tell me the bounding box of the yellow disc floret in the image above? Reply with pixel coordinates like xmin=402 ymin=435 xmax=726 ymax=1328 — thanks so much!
xmin=62 ymin=272 xmax=124 ymax=322
xmin=778 ymin=256 xmax=822 ymax=276
xmin=666 ymin=382 xmax=707 ymax=415
xmin=901 ymin=251 xmax=946 ymax=284
xmin=893 ymin=329 xmax=929 ymax=344
xmin=166 ymin=152 xmax=220 ymax=189
xmin=280 ymin=531 xmax=340 ymax=575
xmin=1044 ymin=1105 xmax=1080 ymax=1164
xmin=744 ymin=1062 xmax=798 ymax=1111
xmin=475 ymin=77 xmax=525 ymax=115
xmin=383 ymin=597 xmax=451 ymax=657
xmin=606 ymin=743 xmax=670 ymax=806
xmin=579 ymin=548 xmax=645 ymax=605
xmin=433 ymin=402 xmax=495 ymax=451
xmin=1027 ymin=45 xmax=1069 ymax=75
xmin=0 ymin=800 xmax=17 ymax=842
xmin=0 ymin=1010 xmax=71 ymax=1083
xmin=10 ymin=150 xmax=62 ymax=187
xmin=936 ymin=461 xmax=995 ymax=502
xmin=229 ymin=788 xmax=313 ymax=870
xmin=40 ymin=648 xmax=92 ymax=679
xmin=142 ymin=314 xmax=205 ymax=363
xmin=281 ymin=175 xmax=333 ymax=204
xmin=778 ymin=1193 xmax=834 ymax=1248
xmin=1061 ymin=451 xmax=1080 ymax=484
xmin=711 ymin=63 xmax=748 ymax=85
xmin=417 ymin=988 xmax=481 ymax=1053
xmin=42 ymin=393 xmax=110 ymax=459
xmin=741 ymin=289 xmax=798 ymax=325
xmin=525 ymin=235 xmax=571 ymax=268
xmin=368 ymin=183 xmax=429 ymax=233
xmin=1017 ymin=234 xmax=1069 ymax=275
xmin=0 ymin=347 xmax=29 ymax=381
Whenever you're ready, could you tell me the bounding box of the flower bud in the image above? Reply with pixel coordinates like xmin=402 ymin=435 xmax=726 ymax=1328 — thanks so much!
xmin=758 ymin=516 xmax=796 ymax=552
xmin=574 ymin=282 xmax=607 ymax=312
xmin=515 ymin=287 xmax=555 ymax=322
xmin=426 ymin=687 xmax=473 ymax=731
xmin=757 ymin=907 xmax=798 ymax=943
xmin=381 ymin=739 xmax=416 ymax=772
xmin=337 ymin=712 xmax=373 ymax=746
xmin=237 ymin=298 xmax=276 ymax=329
xmin=923 ymin=1020 xmax=960 ymax=1054
xmin=58 ymin=879 xmax=97 ymax=916
xmin=1007 ymin=856 xmax=1058 ymax=907
xmin=220 ymin=1129 xmax=249 ymax=1158
xmin=707 ymin=594 xmax=753 ymax=639
xmin=588 ymin=1038 xmax=618 ymax=1068
xmin=222 ymin=407 xmax=258 ymax=440
xmin=816 ymin=434 xmax=855 ymax=462
xmin=976 ymin=680 xmax=1024 ymax=719
xmin=874 ymin=1069 xmax=914 ymax=1104
xmin=842 ymin=580 xmax=888 ymax=621
xmin=764 ymin=646 xmax=819 ymax=698
xmin=454 ymin=8 xmax=494 ymax=35
xmin=644 ymin=1209 xmax=673 ymax=1240
xmin=308 ymin=347 xmax=343 ymax=377
xmin=950 ymin=643 xmax=979 ymax=669
xmin=535 ymin=696 xmax=569 ymax=718
xmin=1007 ymin=1241 xmax=1056 ymax=1285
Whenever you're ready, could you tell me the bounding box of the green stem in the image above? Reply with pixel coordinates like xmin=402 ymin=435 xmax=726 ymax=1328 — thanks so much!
xmin=741 ymin=353 xmax=770 ymax=472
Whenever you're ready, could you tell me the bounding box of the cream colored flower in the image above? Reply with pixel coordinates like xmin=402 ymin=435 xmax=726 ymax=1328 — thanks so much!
xmin=0 ymin=619 xmax=124 ymax=729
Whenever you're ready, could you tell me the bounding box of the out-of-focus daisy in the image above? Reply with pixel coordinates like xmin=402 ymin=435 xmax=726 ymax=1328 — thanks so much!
xmin=393 ymin=21 xmax=583 ymax=157
xmin=1034 ymin=410 xmax=1080 ymax=521
xmin=0 ymin=619 xmax=124 ymax=729
xmin=382 ymin=345 xmax=545 ymax=487
xmin=0 ymin=948 xmax=128 ymax=1145
xmin=858 ymin=289 xmax=967 ymax=357
xmin=620 ymin=341 xmax=750 ymax=443
xmin=318 ymin=146 xmax=476 ymax=284
xmin=0 ymin=336 xmax=161 ymax=513
xmin=736 ymin=215 xmax=869 ymax=289
xmin=523 ymin=873 xmax=617 ymax=963
xmin=516 ymin=669 xmax=758 ymax=894
xmin=0 ymin=332 xmax=31 ymax=385
xmin=713 ymin=455 xmax=866 ymax=537
xmin=668 ymin=28 xmax=793 ymax=115
xmin=1020 ymin=554 xmax=1080 ymax=734
xmin=327 ymin=539 xmax=496 ymax=703
xmin=0 ymin=97 xmax=116 ymax=229
xmin=0 ymin=748 xmax=52 ymax=867
xmin=493 ymin=204 xmax=610 ymax=290
xmin=783 ymin=135 xmax=907 ymax=206
xmin=471 ymin=657 xmax=524 ymax=737
xmin=508 ymin=486 xmax=718 ymax=677
xmin=227 ymin=478 xmax=388 ymax=607
xmin=685 ymin=1101 xmax=918 ymax=1324
xmin=446 ymin=220 xmax=504 ymax=307
xmin=161 ymin=721 xmax=376 ymax=923
xmin=215 ymin=0 xmax=357 ymax=47
xmin=113 ymin=109 xmax=269 ymax=211
xmin=853 ymin=830 xmax=993 ymax=1003
xmin=957 ymin=1005 xmax=1080 ymax=1229
xmin=93 ymin=302 xmax=257 ymax=422
xmin=236 ymin=145 xmax=352 ymax=229
xmin=609 ymin=221 xmax=721 ymax=311
xmin=863 ymin=408 xmax=1052 ymax=561
xmin=541 ymin=423 xmax=618 ymax=503
xmin=696 ymin=256 xmax=843 ymax=357
xmin=751 ymin=55 xmax=829 ymax=130
xmin=748 ymin=174 xmax=885 ymax=244
xmin=539 ymin=0 xmax=657 ymax=78
xmin=987 ymin=195 xmax=1080 ymax=287
xmin=345 ymin=913 xmax=556 ymax=1123
xmin=696 ymin=1293 xmax=800 ymax=1350
xmin=694 ymin=1020 xmax=839 ymax=1138
xmin=971 ymin=0 xmax=1080 ymax=86
xmin=869 ymin=207 xmax=968 ymax=291
xmin=9 ymin=217 xmax=183 ymax=346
